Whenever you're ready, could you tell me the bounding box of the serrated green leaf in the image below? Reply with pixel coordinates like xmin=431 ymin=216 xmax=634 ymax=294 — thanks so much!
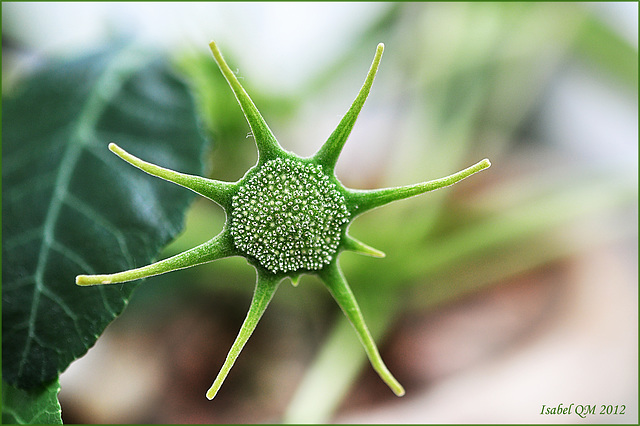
xmin=2 ymin=379 xmax=62 ymax=425
xmin=2 ymin=45 xmax=207 ymax=389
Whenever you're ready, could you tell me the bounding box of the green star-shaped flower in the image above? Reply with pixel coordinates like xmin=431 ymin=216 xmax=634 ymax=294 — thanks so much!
xmin=76 ymin=41 xmax=490 ymax=400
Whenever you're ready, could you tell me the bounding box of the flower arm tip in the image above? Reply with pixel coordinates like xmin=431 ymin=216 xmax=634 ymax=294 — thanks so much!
xmin=343 ymin=235 xmax=386 ymax=258
xmin=313 ymin=43 xmax=384 ymax=172
xmin=350 ymin=158 xmax=491 ymax=215
xmin=75 ymin=274 xmax=111 ymax=286
xmin=320 ymin=264 xmax=404 ymax=397
xmin=109 ymin=143 xmax=234 ymax=207
xmin=75 ymin=233 xmax=234 ymax=286
xmin=206 ymin=273 xmax=281 ymax=400
xmin=208 ymin=41 xmax=282 ymax=161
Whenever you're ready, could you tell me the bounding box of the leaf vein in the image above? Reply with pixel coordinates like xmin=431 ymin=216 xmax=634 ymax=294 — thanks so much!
xmin=16 ymin=46 xmax=155 ymax=380
xmin=3 ymin=227 xmax=45 ymax=250
xmin=64 ymin=193 xmax=134 ymax=266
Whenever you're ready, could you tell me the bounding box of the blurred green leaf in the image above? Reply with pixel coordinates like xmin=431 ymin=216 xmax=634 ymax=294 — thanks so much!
xmin=2 ymin=379 xmax=62 ymax=424
xmin=575 ymin=11 xmax=639 ymax=90
xmin=2 ymin=45 xmax=207 ymax=389
xmin=283 ymin=287 xmax=399 ymax=424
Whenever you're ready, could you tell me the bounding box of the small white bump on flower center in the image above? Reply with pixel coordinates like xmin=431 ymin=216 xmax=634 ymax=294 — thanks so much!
xmin=230 ymin=158 xmax=349 ymax=273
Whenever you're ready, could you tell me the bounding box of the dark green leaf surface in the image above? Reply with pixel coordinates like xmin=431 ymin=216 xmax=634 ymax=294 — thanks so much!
xmin=2 ymin=45 xmax=207 ymax=389
xmin=2 ymin=379 xmax=62 ymax=424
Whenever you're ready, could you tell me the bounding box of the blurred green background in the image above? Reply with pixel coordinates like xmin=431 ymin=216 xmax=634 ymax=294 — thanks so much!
xmin=3 ymin=2 xmax=637 ymax=423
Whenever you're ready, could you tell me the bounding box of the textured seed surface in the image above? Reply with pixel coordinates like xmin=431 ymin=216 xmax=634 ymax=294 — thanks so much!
xmin=230 ymin=158 xmax=349 ymax=273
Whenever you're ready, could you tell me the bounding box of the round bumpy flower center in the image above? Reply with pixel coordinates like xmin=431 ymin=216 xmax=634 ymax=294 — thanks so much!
xmin=230 ymin=158 xmax=350 ymax=273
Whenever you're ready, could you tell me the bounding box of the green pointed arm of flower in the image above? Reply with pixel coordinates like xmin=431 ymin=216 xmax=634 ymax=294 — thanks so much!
xmin=313 ymin=43 xmax=384 ymax=173
xmin=206 ymin=272 xmax=282 ymax=400
xmin=348 ymin=158 xmax=491 ymax=216
xmin=343 ymin=234 xmax=386 ymax=258
xmin=319 ymin=262 xmax=405 ymax=397
xmin=108 ymin=143 xmax=236 ymax=208
xmin=76 ymin=231 xmax=236 ymax=285
xmin=209 ymin=41 xmax=283 ymax=161
xmin=74 ymin=40 xmax=492 ymax=403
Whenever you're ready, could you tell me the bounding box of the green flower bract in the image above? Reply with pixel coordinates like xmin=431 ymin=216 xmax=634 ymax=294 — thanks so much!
xmin=76 ymin=41 xmax=490 ymax=400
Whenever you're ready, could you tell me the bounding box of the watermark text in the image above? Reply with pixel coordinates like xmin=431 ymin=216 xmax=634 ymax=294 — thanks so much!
xmin=540 ymin=403 xmax=626 ymax=419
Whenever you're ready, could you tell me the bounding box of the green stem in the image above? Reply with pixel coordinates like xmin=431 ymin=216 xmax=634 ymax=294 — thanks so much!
xmin=109 ymin=143 xmax=236 ymax=208
xmin=283 ymin=293 xmax=398 ymax=423
xmin=349 ymin=158 xmax=491 ymax=215
xmin=319 ymin=262 xmax=405 ymax=396
xmin=313 ymin=43 xmax=384 ymax=173
xmin=206 ymin=272 xmax=282 ymax=400
xmin=76 ymin=232 xmax=235 ymax=285
xmin=208 ymin=41 xmax=283 ymax=161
